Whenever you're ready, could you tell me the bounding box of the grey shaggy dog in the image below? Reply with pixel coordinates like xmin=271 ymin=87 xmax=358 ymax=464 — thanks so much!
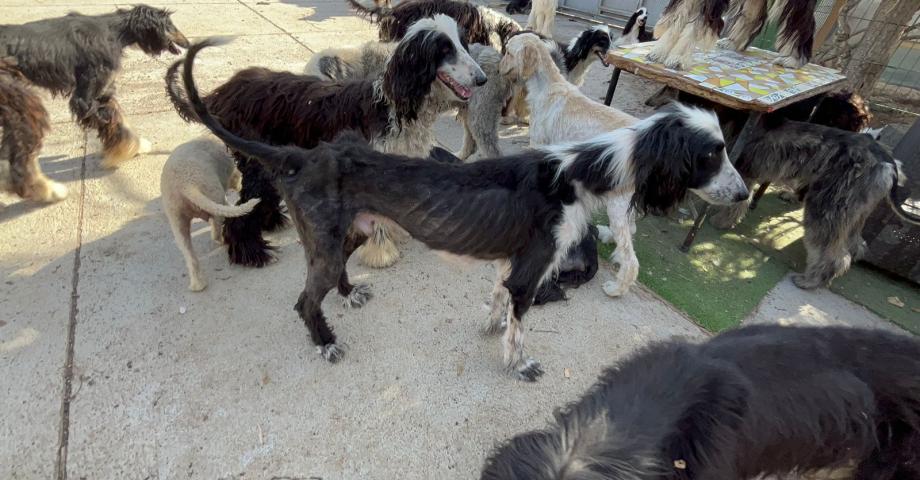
xmin=481 ymin=324 xmax=920 ymax=480
xmin=709 ymin=119 xmax=920 ymax=289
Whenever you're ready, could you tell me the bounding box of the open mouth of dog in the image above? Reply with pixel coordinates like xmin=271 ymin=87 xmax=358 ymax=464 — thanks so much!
xmin=167 ymin=32 xmax=191 ymax=55
xmin=596 ymin=50 xmax=610 ymax=67
xmin=438 ymin=71 xmax=473 ymax=100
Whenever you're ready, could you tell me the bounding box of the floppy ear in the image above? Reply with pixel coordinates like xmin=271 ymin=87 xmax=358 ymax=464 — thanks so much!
xmin=498 ymin=50 xmax=517 ymax=77
xmin=520 ymin=43 xmax=540 ymax=78
xmin=630 ymin=113 xmax=693 ymax=215
xmin=383 ymin=32 xmax=438 ymax=123
xmin=663 ymin=360 xmax=751 ymax=477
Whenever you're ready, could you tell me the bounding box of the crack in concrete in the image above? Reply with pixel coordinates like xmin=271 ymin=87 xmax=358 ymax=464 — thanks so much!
xmin=235 ymin=0 xmax=316 ymax=53
xmin=54 ymin=131 xmax=88 ymax=480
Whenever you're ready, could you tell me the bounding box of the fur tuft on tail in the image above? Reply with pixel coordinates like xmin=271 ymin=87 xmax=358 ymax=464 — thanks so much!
xmin=165 ymin=59 xmax=198 ymax=123
xmin=888 ymin=159 xmax=920 ymax=226
xmin=345 ymin=0 xmax=389 ymax=19
xmin=184 ymin=186 xmax=260 ymax=218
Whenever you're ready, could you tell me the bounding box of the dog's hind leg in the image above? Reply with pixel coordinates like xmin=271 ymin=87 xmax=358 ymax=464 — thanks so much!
xmin=500 ymin=245 xmax=553 ymax=382
xmin=792 ymin=203 xmax=851 ymax=289
xmin=222 ymin=154 xmax=278 ymax=267
xmin=89 ymin=96 xmax=151 ymax=169
xmin=167 ymin=213 xmax=207 ymax=292
xmin=338 ymin=230 xmax=372 ymax=309
xmin=484 ymin=260 xmax=511 ymax=335
xmin=458 ymin=107 xmax=477 ymax=160
xmin=297 ymin=234 xmax=348 ymax=363
xmin=1 ymin=77 xmax=67 ymax=202
xmin=718 ymin=0 xmax=767 ymax=52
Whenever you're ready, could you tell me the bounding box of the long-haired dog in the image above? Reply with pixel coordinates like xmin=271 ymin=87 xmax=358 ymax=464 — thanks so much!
xmin=650 ymin=0 xmax=817 ymax=69
xmin=0 ymin=4 xmax=188 ymax=187
xmin=160 ymin=136 xmax=260 ymax=292
xmin=503 ymin=33 xmax=749 ymax=298
xmin=184 ymin=38 xmax=745 ymax=380
xmin=166 ymin=15 xmax=486 ymax=269
xmin=525 ymin=0 xmax=558 ymax=37
xmin=481 ymin=324 xmax=920 ymax=480
xmin=708 ymin=116 xmax=920 ymax=289
xmin=0 ymin=70 xmax=67 ymax=203
xmin=347 ymin=0 xmax=520 ymax=48
xmin=614 ymin=7 xmax=654 ymax=46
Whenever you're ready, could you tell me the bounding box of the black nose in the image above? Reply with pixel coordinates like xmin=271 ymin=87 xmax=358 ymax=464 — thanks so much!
xmin=734 ymin=189 xmax=750 ymax=203
xmin=475 ymin=74 xmax=487 ymax=86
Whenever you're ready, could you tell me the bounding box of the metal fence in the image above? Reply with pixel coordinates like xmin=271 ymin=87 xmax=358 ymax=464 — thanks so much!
xmin=812 ymin=0 xmax=920 ymax=120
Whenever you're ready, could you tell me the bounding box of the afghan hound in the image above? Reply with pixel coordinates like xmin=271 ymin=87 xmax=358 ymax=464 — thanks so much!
xmin=166 ymin=15 xmax=486 ymax=269
xmin=481 ymin=324 xmax=920 ymax=480
xmin=184 ymin=37 xmax=747 ymax=381
xmin=708 ymin=116 xmax=920 ymax=289
xmin=503 ymin=32 xmax=749 ymax=298
xmin=347 ymin=0 xmax=520 ymax=48
xmin=525 ymin=0 xmax=558 ymax=37
xmin=614 ymin=7 xmax=654 ymax=46
xmin=0 ymin=5 xmax=188 ymax=200
xmin=650 ymin=0 xmax=817 ymax=69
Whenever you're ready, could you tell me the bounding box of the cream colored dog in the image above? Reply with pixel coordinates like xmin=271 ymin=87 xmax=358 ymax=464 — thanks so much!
xmin=500 ymin=32 xmax=640 ymax=298
xmin=160 ymin=136 xmax=259 ymax=291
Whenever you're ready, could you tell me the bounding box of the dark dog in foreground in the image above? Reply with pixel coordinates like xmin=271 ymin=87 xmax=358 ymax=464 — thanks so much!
xmin=482 ymin=324 xmax=920 ymax=479
xmin=0 ymin=5 xmax=188 ymax=202
xmin=167 ymin=15 xmax=485 ymax=269
xmin=182 ymin=37 xmax=745 ymax=380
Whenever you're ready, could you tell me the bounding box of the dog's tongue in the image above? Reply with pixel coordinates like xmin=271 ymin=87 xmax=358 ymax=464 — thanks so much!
xmin=438 ymin=71 xmax=472 ymax=100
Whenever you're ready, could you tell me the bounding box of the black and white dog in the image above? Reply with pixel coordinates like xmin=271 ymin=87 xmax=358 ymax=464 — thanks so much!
xmin=183 ymin=37 xmax=747 ymax=381
xmin=615 ymin=7 xmax=654 ymax=46
xmin=0 ymin=5 xmax=188 ymax=202
xmin=481 ymin=324 xmax=920 ymax=479
xmin=166 ymin=15 xmax=485 ymax=269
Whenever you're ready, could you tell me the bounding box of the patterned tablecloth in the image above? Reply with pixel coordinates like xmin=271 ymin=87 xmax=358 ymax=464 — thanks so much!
xmin=611 ymin=42 xmax=847 ymax=108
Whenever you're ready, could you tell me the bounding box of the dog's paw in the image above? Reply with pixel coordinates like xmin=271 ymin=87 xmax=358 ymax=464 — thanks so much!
xmin=317 ymin=343 xmax=347 ymax=363
xmin=716 ymin=38 xmax=737 ymax=50
xmin=602 ymin=279 xmax=630 ymax=298
xmin=597 ymin=225 xmax=614 ymax=243
xmin=138 ymin=138 xmax=153 ymax=155
xmin=510 ymin=358 xmax=544 ymax=382
xmin=342 ymin=284 xmax=372 ymax=309
xmin=774 ymin=55 xmax=807 ymax=69
xmin=189 ymin=276 xmax=208 ymax=292
xmin=791 ymin=273 xmax=825 ymax=290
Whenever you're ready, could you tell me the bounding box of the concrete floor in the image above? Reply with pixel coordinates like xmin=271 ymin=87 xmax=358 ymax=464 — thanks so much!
xmin=0 ymin=1 xmax=895 ymax=478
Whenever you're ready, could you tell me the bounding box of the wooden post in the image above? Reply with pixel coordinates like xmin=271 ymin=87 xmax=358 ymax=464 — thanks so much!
xmin=814 ymin=0 xmax=846 ymax=48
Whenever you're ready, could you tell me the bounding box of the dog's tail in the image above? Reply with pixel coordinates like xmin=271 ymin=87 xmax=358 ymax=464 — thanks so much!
xmin=345 ymin=0 xmax=389 ymax=20
xmin=165 ymin=59 xmax=199 ymax=123
xmin=181 ymin=38 xmax=289 ymax=175
xmin=887 ymin=160 xmax=920 ymax=226
xmin=184 ymin=186 xmax=260 ymax=218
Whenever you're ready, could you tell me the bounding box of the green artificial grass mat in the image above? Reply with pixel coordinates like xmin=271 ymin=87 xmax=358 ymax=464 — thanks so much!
xmin=596 ymin=190 xmax=920 ymax=334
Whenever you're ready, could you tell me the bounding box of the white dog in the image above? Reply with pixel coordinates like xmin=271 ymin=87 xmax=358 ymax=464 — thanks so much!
xmin=526 ymin=0 xmax=558 ymax=37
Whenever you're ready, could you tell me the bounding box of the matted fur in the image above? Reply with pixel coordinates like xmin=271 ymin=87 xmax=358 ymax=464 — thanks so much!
xmin=481 ymin=324 xmax=920 ymax=480
xmin=183 ymin=37 xmax=738 ymax=381
xmin=166 ymin=16 xmax=485 ymax=269
xmin=160 ymin=136 xmax=259 ymax=292
xmin=347 ymin=0 xmax=520 ymax=48
xmin=0 ymin=71 xmax=67 ymax=202
xmin=0 ymin=5 xmax=187 ymax=170
xmin=709 ymin=116 xmax=920 ymax=289
xmin=651 ymin=0 xmax=816 ymax=69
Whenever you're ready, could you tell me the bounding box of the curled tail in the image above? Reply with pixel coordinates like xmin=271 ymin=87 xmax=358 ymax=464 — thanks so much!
xmin=165 ymin=59 xmax=199 ymax=123
xmin=184 ymin=186 xmax=260 ymax=218
xmin=888 ymin=160 xmax=920 ymax=226
xmin=345 ymin=0 xmax=390 ymax=20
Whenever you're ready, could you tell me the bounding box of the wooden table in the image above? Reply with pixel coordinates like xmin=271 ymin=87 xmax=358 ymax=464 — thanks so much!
xmin=603 ymin=42 xmax=848 ymax=251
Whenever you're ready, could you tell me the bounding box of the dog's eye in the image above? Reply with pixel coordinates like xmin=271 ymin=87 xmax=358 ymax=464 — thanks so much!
xmin=287 ymin=168 xmax=296 ymax=176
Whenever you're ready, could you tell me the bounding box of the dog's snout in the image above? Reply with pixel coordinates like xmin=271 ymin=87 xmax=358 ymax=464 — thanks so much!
xmin=734 ymin=188 xmax=750 ymax=203
xmin=475 ymin=73 xmax=487 ymax=86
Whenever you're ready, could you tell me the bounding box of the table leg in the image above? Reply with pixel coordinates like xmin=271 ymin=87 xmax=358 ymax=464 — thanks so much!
xmin=680 ymin=112 xmax=762 ymax=252
xmin=749 ymin=182 xmax=771 ymax=210
xmin=603 ymin=67 xmax=622 ymax=106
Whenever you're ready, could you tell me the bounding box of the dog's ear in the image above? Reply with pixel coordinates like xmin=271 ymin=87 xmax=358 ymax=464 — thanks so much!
xmin=521 ymin=43 xmax=540 ymax=78
xmin=664 ymin=359 xmax=751 ymax=477
xmin=630 ymin=111 xmax=693 ymax=215
xmin=498 ymin=50 xmax=517 ymax=77
xmin=383 ymin=30 xmax=439 ymax=123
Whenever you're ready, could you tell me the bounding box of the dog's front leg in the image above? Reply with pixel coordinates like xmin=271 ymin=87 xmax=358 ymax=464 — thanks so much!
xmin=297 ymin=237 xmax=348 ymax=362
xmin=484 ymin=260 xmax=511 ymax=335
xmin=599 ymin=195 xmax=638 ymax=298
xmin=500 ymin=250 xmax=551 ymax=382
